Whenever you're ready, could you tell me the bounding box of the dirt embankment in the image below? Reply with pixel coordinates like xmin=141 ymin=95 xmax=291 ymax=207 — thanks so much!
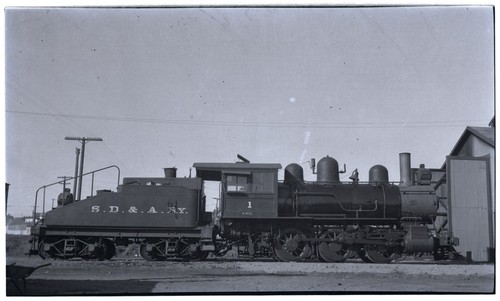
xmin=6 ymin=235 xmax=31 ymax=257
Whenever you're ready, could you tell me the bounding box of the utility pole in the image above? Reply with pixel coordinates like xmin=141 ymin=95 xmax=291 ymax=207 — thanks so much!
xmin=65 ymin=137 xmax=103 ymax=201
xmin=72 ymin=148 xmax=80 ymax=198
xmin=57 ymin=176 xmax=72 ymax=191
xmin=5 ymin=183 xmax=10 ymax=219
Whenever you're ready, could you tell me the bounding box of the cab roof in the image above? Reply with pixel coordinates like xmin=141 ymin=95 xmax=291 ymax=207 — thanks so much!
xmin=193 ymin=162 xmax=282 ymax=181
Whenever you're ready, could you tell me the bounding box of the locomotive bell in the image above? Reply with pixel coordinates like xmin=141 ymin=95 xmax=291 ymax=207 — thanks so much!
xmin=284 ymin=163 xmax=304 ymax=185
xmin=309 ymin=158 xmax=316 ymax=171
xmin=316 ymin=156 xmax=340 ymax=183
xmin=369 ymin=165 xmax=389 ymax=184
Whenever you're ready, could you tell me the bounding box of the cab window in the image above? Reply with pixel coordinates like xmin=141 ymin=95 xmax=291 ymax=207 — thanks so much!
xmin=226 ymin=175 xmax=249 ymax=192
xmin=251 ymin=172 xmax=274 ymax=193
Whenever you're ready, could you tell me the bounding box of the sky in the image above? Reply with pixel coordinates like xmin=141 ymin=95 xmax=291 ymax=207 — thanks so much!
xmin=4 ymin=5 xmax=495 ymax=217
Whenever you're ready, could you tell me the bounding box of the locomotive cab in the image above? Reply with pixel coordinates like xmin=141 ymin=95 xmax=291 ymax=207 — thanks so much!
xmin=193 ymin=162 xmax=282 ymax=220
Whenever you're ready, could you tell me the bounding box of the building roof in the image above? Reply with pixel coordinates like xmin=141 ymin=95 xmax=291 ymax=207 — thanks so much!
xmin=449 ymin=126 xmax=495 ymax=156
xmin=441 ymin=125 xmax=495 ymax=169
xmin=488 ymin=116 xmax=495 ymax=127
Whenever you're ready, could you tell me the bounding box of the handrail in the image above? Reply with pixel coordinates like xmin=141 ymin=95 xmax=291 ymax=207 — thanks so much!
xmin=33 ymin=165 xmax=120 ymax=224
xmin=279 ymin=180 xmax=401 ymax=186
xmin=295 ymin=191 xmax=379 ymax=213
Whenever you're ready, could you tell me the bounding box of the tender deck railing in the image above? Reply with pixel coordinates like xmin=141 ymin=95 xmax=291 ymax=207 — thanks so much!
xmin=32 ymin=165 xmax=120 ymax=224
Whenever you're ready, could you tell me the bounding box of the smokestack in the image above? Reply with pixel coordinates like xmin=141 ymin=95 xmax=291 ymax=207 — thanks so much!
xmin=399 ymin=152 xmax=412 ymax=186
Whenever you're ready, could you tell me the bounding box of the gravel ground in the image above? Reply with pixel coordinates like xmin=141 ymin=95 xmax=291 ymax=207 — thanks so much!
xmin=5 ymin=255 xmax=495 ymax=295
xmin=6 ymin=256 xmax=495 ymax=279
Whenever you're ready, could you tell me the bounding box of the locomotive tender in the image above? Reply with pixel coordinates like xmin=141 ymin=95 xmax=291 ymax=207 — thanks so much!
xmin=30 ymin=153 xmax=454 ymax=263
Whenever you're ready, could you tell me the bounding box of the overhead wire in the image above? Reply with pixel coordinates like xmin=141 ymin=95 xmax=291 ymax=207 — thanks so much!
xmin=6 ymin=109 xmax=489 ymax=129
xmin=6 ymin=71 xmax=130 ymax=174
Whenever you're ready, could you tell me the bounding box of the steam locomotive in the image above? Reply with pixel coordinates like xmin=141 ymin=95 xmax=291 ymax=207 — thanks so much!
xmin=29 ymin=153 xmax=455 ymax=263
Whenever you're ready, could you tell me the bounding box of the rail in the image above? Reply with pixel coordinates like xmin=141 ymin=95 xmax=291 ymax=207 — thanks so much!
xmin=32 ymin=165 xmax=120 ymax=224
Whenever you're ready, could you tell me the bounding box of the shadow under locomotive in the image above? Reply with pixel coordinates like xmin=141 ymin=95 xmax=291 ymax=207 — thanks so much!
xmin=29 ymin=153 xmax=457 ymax=263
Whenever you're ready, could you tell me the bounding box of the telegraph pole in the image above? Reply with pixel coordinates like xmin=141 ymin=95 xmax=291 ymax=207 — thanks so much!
xmin=72 ymin=148 xmax=80 ymax=199
xmin=65 ymin=137 xmax=103 ymax=201
xmin=5 ymin=183 xmax=10 ymax=219
xmin=57 ymin=176 xmax=72 ymax=191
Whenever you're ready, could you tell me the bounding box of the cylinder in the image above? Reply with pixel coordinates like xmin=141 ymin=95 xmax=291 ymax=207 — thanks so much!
xmin=404 ymin=226 xmax=435 ymax=253
xmin=399 ymin=152 xmax=412 ymax=186
xmin=163 ymin=167 xmax=177 ymax=178
xmin=316 ymin=156 xmax=340 ymax=183
xmin=284 ymin=163 xmax=304 ymax=185
xmin=369 ymin=165 xmax=389 ymax=183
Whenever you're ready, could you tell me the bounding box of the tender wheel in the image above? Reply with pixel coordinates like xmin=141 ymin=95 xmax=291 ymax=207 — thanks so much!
xmin=318 ymin=230 xmax=349 ymax=263
xmin=103 ymin=239 xmax=116 ymax=260
xmin=140 ymin=243 xmax=166 ymax=261
xmin=189 ymin=250 xmax=209 ymax=261
xmin=92 ymin=241 xmax=110 ymax=261
xmin=140 ymin=244 xmax=157 ymax=261
xmin=38 ymin=241 xmax=49 ymax=260
xmin=38 ymin=240 xmax=67 ymax=260
xmin=273 ymin=228 xmax=311 ymax=262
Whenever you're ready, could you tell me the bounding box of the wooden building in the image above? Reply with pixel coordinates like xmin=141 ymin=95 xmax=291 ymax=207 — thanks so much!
xmin=437 ymin=121 xmax=495 ymax=262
